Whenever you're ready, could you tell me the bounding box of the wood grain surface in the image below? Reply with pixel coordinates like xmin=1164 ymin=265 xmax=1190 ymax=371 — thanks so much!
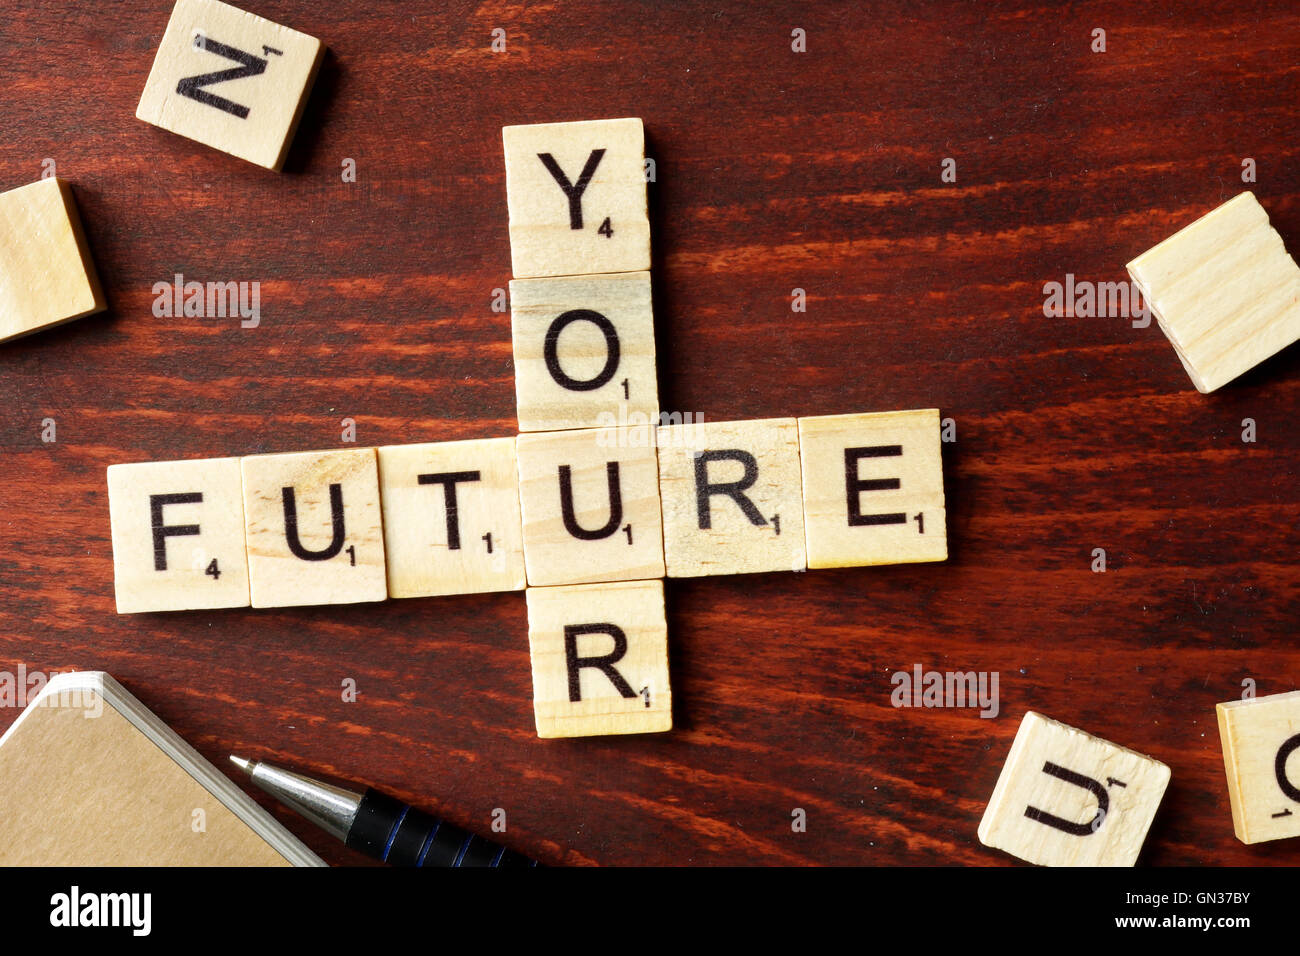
xmin=0 ymin=0 xmax=1297 ymax=866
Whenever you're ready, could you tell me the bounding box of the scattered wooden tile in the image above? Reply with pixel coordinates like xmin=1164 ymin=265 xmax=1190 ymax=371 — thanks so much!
xmin=107 ymin=457 xmax=250 ymax=613
xmin=515 ymin=426 xmax=664 ymax=586
xmin=503 ymin=117 xmax=650 ymax=279
xmin=510 ymin=270 xmax=659 ymax=432
xmin=526 ymin=579 xmax=671 ymax=738
xmin=135 ymin=0 xmax=324 ymax=170
xmin=241 ymin=448 xmax=387 ymax=608
xmin=377 ymin=438 xmax=526 ymax=599
xmin=1217 ymin=689 xmax=1300 ymax=844
xmin=0 ymin=179 xmax=105 ymax=343
xmin=978 ymin=711 xmax=1171 ymax=866
xmin=797 ymin=408 xmax=946 ymax=569
xmin=657 ymin=417 xmax=805 ymax=577
xmin=1127 ymin=191 xmax=1300 ymax=392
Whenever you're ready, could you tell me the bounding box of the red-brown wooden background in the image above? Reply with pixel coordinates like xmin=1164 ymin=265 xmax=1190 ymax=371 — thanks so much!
xmin=0 ymin=0 xmax=1297 ymax=865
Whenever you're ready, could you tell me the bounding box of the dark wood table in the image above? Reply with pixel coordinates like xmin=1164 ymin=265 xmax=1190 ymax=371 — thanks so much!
xmin=1 ymin=0 xmax=1296 ymax=866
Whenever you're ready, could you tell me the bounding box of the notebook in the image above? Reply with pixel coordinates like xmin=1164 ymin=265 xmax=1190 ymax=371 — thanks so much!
xmin=0 ymin=671 xmax=322 ymax=866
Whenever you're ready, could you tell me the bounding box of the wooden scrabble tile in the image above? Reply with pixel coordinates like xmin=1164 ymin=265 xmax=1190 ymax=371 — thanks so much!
xmin=515 ymin=426 xmax=664 ymax=586
xmin=978 ymin=711 xmax=1170 ymax=867
xmin=510 ymin=271 xmax=659 ymax=432
xmin=526 ymin=580 xmax=671 ymax=738
xmin=797 ymin=409 xmax=946 ymax=569
xmin=377 ymin=438 xmax=526 ymax=599
xmin=503 ymin=118 xmax=650 ymax=279
xmin=657 ymin=417 xmax=806 ymax=577
xmin=135 ymin=0 xmax=324 ymax=170
xmin=241 ymin=447 xmax=386 ymax=608
xmin=1127 ymin=191 xmax=1300 ymax=393
xmin=0 ymin=179 xmax=105 ymax=343
xmin=1217 ymin=690 xmax=1300 ymax=844
xmin=107 ymin=457 xmax=250 ymax=613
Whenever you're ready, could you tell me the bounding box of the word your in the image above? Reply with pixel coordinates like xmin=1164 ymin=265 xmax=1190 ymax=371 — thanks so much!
xmin=1042 ymin=274 xmax=1150 ymax=328
xmin=152 ymin=273 xmax=260 ymax=328
xmin=49 ymin=886 xmax=151 ymax=936
xmin=890 ymin=664 xmax=999 ymax=718
xmin=0 ymin=666 xmax=101 ymax=717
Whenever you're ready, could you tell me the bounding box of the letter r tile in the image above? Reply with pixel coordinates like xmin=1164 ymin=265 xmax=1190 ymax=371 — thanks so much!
xmin=657 ymin=417 xmax=806 ymax=577
xmin=978 ymin=711 xmax=1171 ymax=866
xmin=797 ymin=409 xmax=947 ymax=569
xmin=241 ymin=447 xmax=387 ymax=608
xmin=503 ymin=118 xmax=650 ymax=279
xmin=526 ymin=580 xmax=672 ymax=738
xmin=107 ymin=457 xmax=250 ymax=613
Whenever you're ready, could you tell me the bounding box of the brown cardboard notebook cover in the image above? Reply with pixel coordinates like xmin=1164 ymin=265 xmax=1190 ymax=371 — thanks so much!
xmin=0 ymin=671 xmax=322 ymax=866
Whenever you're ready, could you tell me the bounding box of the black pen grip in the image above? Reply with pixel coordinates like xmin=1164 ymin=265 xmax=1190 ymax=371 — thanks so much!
xmin=345 ymin=789 xmax=536 ymax=867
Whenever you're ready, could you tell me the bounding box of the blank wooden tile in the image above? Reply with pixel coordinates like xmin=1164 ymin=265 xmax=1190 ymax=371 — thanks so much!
xmin=241 ymin=448 xmax=386 ymax=608
xmin=503 ymin=118 xmax=650 ymax=279
xmin=978 ymin=711 xmax=1170 ymax=867
xmin=0 ymin=179 xmax=104 ymax=343
xmin=797 ymin=409 xmax=946 ymax=569
xmin=1127 ymin=191 xmax=1300 ymax=393
xmin=1217 ymin=690 xmax=1300 ymax=844
xmin=136 ymin=0 xmax=324 ymax=170
xmin=526 ymin=580 xmax=671 ymax=738
xmin=510 ymin=271 xmax=659 ymax=432
xmin=377 ymin=438 xmax=525 ymax=599
xmin=107 ymin=457 xmax=250 ymax=613
xmin=515 ymin=426 xmax=664 ymax=586
xmin=657 ymin=417 xmax=806 ymax=577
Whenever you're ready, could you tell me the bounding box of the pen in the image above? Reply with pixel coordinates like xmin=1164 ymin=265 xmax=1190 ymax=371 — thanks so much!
xmin=229 ymin=755 xmax=539 ymax=867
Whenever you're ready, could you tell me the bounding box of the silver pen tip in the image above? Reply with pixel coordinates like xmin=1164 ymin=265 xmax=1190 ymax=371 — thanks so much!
xmin=229 ymin=755 xmax=255 ymax=775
